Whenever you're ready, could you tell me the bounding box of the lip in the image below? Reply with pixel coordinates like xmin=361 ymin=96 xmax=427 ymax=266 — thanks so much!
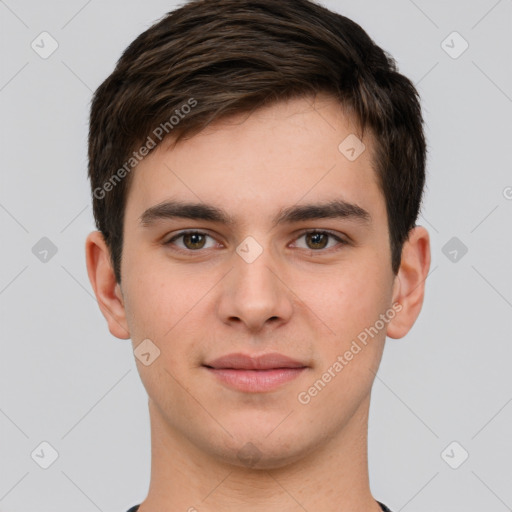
xmin=204 ymin=352 xmax=306 ymax=370
xmin=203 ymin=352 xmax=308 ymax=393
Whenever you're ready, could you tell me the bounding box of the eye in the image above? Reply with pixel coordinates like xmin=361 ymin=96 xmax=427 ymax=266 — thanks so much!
xmin=164 ymin=229 xmax=348 ymax=254
xmin=293 ymin=230 xmax=347 ymax=251
xmin=165 ymin=231 xmax=218 ymax=251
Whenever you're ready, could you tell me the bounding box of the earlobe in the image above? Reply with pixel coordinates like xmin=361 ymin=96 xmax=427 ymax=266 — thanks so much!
xmin=387 ymin=226 xmax=431 ymax=339
xmin=85 ymin=231 xmax=131 ymax=340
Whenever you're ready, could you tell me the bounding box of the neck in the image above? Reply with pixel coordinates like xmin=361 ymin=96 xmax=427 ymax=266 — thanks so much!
xmin=138 ymin=394 xmax=382 ymax=512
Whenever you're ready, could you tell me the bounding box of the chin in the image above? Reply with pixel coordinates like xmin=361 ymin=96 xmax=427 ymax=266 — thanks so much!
xmin=206 ymin=424 xmax=320 ymax=471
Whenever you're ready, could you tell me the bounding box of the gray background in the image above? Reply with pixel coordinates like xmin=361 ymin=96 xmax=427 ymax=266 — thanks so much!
xmin=1 ymin=0 xmax=511 ymax=511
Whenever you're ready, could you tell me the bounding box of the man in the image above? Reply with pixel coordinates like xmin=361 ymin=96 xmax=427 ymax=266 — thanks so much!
xmin=85 ymin=1 xmax=431 ymax=510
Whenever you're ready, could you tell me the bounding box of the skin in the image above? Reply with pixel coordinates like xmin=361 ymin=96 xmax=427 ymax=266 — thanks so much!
xmin=86 ymin=94 xmax=430 ymax=512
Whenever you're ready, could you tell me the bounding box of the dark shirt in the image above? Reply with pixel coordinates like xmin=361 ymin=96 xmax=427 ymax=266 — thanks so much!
xmin=127 ymin=500 xmax=392 ymax=511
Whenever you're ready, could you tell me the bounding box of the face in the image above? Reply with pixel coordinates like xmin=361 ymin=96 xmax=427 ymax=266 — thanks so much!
xmin=108 ymin=95 xmax=403 ymax=468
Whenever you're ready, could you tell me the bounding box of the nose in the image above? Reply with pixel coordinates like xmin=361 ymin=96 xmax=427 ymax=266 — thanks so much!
xmin=216 ymin=242 xmax=294 ymax=333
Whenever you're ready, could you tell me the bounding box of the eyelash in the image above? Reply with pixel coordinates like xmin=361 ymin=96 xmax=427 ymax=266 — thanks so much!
xmin=163 ymin=230 xmax=348 ymax=254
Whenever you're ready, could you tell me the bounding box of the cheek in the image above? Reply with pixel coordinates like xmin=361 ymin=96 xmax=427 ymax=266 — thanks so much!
xmin=299 ymin=265 xmax=392 ymax=411
xmin=122 ymin=258 xmax=219 ymax=374
xmin=122 ymin=264 xmax=204 ymax=401
xmin=123 ymin=271 xmax=190 ymax=340
xmin=301 ymin=258 xmax=393 ymax=341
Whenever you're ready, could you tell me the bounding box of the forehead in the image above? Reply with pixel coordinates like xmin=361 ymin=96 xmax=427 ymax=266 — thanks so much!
xmin=124 ymin=95 xmax=385 ymax=226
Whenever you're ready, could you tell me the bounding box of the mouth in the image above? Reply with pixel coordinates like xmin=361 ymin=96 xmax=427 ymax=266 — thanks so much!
xmin=202 ymin=352 xmax=308 ymax=393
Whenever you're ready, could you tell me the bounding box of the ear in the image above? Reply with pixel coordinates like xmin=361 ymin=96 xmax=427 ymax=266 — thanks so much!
xmin=387 ymin=226 xmax=431 ymax=339
xmin=85 ymin=231 xmax=130 ymax=339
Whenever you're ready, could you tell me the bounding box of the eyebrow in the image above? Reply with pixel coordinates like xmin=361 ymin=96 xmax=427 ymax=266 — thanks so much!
xmin=139 ymin=198 xmax=371 ymax=228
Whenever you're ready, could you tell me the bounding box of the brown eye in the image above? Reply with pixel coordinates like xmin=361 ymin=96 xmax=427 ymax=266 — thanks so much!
xmin=182 ymin=233 xmax=207 ymax=250
xmin=305 ymin=232 xmax=329 ymax=250
xmin=165 ymin=231 xmax=217 ymax=251
xmin=294 ymin=230 xmax=346 ymax=252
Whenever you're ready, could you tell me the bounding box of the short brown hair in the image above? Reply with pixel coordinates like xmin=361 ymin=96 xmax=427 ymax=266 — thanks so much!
xmin=88 ymin=0 xmax=426 ymax=283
